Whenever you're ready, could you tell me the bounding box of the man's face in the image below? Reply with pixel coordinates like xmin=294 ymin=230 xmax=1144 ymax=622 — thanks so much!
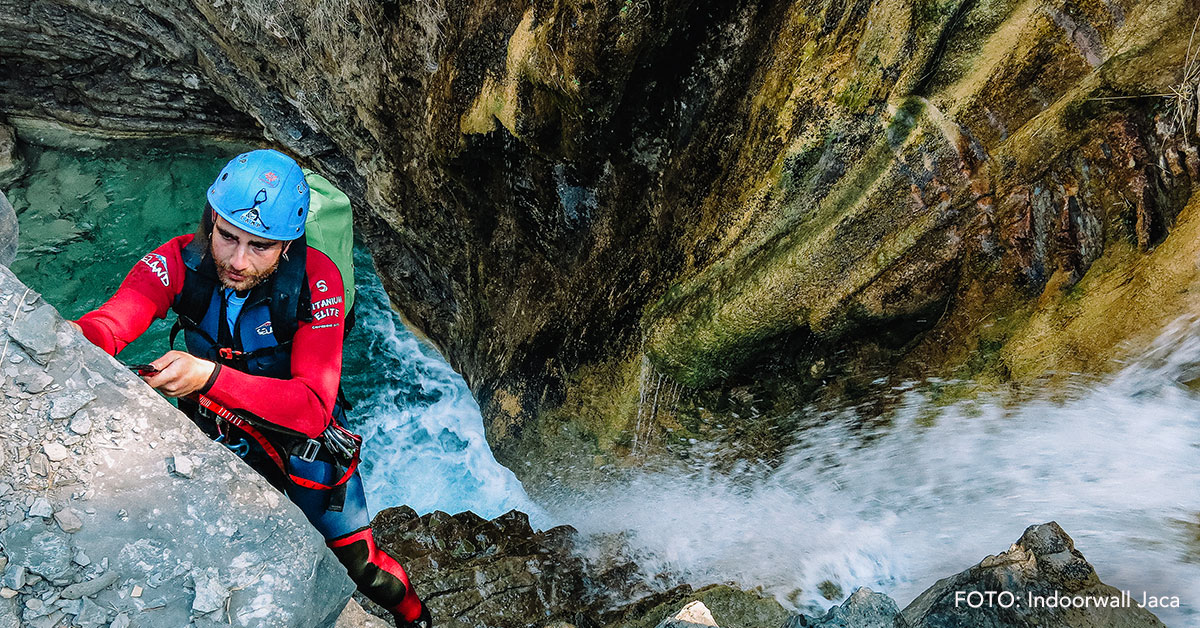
xmin=210 ymin=213 xmax=288 ymax=291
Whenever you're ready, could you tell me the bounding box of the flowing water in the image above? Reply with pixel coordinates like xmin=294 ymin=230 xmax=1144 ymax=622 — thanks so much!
xmin=8 ymin=138 xmax=1200 ymax=625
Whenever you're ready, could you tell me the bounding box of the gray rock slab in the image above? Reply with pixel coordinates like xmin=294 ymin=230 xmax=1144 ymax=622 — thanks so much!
xmin=7 ymin=304 xmax=57 ymax=364
xmin=48 ymin=391 xmax=95 ymax=420
xmin=0 ymin=265 xmax=356 ymax=627
xmin=0 ymin=519 xmax=73 ymax=581
xmin=13 ymin=370 xmax=52 ymax=394
xmin=52 ymin=508 xmax=83 ymax=533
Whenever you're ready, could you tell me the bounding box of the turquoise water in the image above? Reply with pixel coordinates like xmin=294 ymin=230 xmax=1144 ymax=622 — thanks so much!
xmin=7 ymin=139 xmax=544 ymax=522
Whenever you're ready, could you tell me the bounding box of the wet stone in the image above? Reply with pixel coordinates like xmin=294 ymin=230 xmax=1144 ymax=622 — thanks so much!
xmin=8 ymin=305 xmax=57 ymax=364
xmin=109 ymin=612 xmax=130 ymax=628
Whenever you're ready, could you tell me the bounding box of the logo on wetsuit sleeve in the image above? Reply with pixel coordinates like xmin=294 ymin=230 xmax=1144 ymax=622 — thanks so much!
xmin=139 ymin=253 xmax=170 ymax=287
xmin=311 ymin=295 xmax=343 ymax=323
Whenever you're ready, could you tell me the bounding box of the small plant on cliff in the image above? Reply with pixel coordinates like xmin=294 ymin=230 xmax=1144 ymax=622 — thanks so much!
xmin=1170 ymin=15 xmax=1200 ymax=145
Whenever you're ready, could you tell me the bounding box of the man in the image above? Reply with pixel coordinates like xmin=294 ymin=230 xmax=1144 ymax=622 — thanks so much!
xmin=71 ymin=149 xmax=431 ymax=628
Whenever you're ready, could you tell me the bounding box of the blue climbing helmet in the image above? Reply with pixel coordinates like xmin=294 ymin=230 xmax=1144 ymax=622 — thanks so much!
xmin=207 ymin=149 xmax=310 ymax=241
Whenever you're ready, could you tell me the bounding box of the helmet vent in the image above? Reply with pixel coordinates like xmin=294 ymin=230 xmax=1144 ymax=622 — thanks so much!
xmin=221 ymin=173 xmax=228 ymax=181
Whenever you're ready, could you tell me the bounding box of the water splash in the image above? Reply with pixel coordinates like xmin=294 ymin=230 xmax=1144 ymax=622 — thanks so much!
xmin=342 ymin=246 xmax=549 ymax=525
xmin=540 ymin=318 xmax=1200 ymax=624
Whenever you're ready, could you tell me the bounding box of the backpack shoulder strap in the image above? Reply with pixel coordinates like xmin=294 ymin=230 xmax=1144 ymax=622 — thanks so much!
xmin=268 ymin=234 xmax=311 ymax=345
xmin=172 ymin=234 xmax=217 ymax=325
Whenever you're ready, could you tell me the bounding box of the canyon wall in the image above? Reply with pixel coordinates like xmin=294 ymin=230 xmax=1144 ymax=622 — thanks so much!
xmin=3 ymin=0 xmax=1199 ymax=480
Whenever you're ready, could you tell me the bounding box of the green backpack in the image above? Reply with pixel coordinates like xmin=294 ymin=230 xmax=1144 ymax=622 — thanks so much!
xmin=303 ymin=169 xmax=355 ymax=313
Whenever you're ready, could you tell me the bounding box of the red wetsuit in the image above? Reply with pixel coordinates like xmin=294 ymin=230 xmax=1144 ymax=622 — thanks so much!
xmin=76 ymin=233 xmax=342 ymax=437
xmin=75 ymin=233 xmax=427 ymax=626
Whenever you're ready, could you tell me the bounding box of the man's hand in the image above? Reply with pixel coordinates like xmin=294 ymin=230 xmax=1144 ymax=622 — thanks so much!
xmin=143 ymin=350 xmax=216 ymax=398
xmin=68 ymin=321 xmax=82 ymax=333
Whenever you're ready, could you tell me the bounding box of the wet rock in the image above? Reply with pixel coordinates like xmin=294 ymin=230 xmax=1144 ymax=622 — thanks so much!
xmin=897 ymin=522 xmax=1166 ymax=628
xmin=370 ymin=507 xmax=593 ymax=628
xmin=1 ymin=519 xmax=73 ymax=582
xmin=7 ymin=304 xmax=57 ymax=364
xmin=657 ymin=601 xmax=719 ymax=628
xmin=784 ymin=587 xmax=899 ymax=627
xmin=109 ymin=612 xmax=131 ymax=628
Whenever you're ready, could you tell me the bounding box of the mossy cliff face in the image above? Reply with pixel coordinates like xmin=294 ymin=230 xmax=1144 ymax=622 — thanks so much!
xmin=2 ymin=0 xmax=1198 ymax=480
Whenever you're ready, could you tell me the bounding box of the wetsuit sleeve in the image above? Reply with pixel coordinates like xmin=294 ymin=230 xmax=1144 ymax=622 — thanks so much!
xmin=75 ymin=236 xmax=190 ymax=356
xmin=204 ymin=249 xmax=345 ymax=438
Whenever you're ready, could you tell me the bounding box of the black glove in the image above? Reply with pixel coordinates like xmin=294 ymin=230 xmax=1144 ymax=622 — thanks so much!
xmin=394 ymin=605 xmax=432 ymax=628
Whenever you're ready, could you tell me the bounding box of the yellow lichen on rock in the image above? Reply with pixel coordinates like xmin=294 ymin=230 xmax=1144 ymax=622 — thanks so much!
xmin=460 ymin=8 xmax=539 ymax=137
xmin=1002 ymin=193 xmax=1200 ymax=379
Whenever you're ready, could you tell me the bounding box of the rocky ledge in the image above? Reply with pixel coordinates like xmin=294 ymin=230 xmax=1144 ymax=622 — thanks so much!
xmin=0 ymin=261 xmax=355 ymax=626
xmin=366 ymin=508 xmax=1166 ymax=628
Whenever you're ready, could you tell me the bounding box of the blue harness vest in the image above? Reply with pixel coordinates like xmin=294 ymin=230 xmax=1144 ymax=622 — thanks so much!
xmin=182 ymin=285 xmax=292 ymax=379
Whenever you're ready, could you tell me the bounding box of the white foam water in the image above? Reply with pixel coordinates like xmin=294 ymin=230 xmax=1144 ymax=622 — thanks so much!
xmin=348 ymin=248 xmax=1197 ymax=626
xmin=534 ymin=319 xmax=1200 ymax=624
xmin=342 ymin=246 xmax=549 ymax=524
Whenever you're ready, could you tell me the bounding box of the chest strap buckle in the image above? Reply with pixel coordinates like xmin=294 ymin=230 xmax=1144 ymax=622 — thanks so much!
xmin=218 ymin=347 xmax=244 ymax=361
xmin=298 ymin=438 xmax=321 ymax=463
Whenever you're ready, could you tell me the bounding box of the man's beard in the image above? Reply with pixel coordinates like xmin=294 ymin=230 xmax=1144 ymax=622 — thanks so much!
xmin=213 ymin=253 xmax=279 ymax=291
